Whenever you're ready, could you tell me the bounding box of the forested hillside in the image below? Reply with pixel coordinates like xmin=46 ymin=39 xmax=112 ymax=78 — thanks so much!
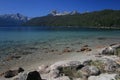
xmin=24 ymin=10 xmax=120 ymax=28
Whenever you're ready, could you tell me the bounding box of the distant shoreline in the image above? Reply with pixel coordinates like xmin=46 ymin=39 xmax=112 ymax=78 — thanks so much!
xmin=84 ymin=26 xmax=120 ymax=30
xmin=0 ymin=26 xmax=120 ymax=30
xmin=23 ymin=25 xmax=120 ymax=30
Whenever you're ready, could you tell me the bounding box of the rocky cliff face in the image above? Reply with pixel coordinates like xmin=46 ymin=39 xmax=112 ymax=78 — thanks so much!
xmin=0 ymin=13 xmax=28 ymax=26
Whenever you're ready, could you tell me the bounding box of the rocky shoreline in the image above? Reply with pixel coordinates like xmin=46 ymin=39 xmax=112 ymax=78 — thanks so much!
xmin=0 ymin=43 xmax=120 ymax=80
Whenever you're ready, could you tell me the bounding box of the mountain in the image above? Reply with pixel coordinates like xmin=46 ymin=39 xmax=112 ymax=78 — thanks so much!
xmin=24 ymin=9 xmax=120 ymax=29
xmin=0 ymin=13 xmax=28 ymax=26
xmin=48 ymin=10 xmax=79 ymax=16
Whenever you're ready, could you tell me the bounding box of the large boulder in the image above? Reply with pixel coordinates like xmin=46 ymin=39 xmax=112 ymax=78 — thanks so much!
xmin=11 ymin=71 xmax=42 ymax=80
xmin=101 ymin=47 xmax=114 ymax=55
xmin=103 ymin=59 xmax=119 ymax=72
xmin=83 ymin=57 xmax=120 ymax=73
xmin=100 ymin=44 xmax=120 ymax=55
xmin=26 ymin=71 xmax=42 ymax=80
xmin=88 ymin=73 xmax=119 ymax=80
xmin=47 ymin=61 xmax=81 ymax=78
xmin=95 ymin=58 xmax=120 ymax=72
xmin=48 ymin=61 xmax=81 ymax=71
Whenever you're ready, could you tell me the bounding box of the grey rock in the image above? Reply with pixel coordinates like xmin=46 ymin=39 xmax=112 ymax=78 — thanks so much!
xmin=47 ymin=61 xmax=81 ymax=78
xmin=4 ymin=67 xmax=24 ymax=78
xmin=88 ymin=73 xmax=118 ymax=80
xmin=38 ymin=65 xmax=49 ymax=74
xmin=4 ymin=70 xmax=18 ymax=78
xmin=48 ymin=61 xmax=81 ymax=71
xmin=79 ymin=66 xmax=100 ymax=78
xmin=12 ymin=72 xmax=28 ymax=80
xmin=102 ymin=47 xmax=114 ymax=55
xmin=12 ymin=71 xmax=42 ymax=80
xmin=83 ymin=57 xmax=120 ymax=73
xmin=49 ymin=69 xmax=60 ymax=78
xmin=83 ymin=60 xmax=92 ymax=66
xmin=99 ymin=58 xmax=120 ymax=72
xmin=104 ymin=59 xmax=119 ymax=72
xmin=52 ymin=76 xmax=70 ymax=80
xmin=101 ymin=44 xmax=120 ymax=55
xmin=73 ymin=78 xmax=83 ymax=80
xmin=18 ymin=67 xmax=24 ymax=73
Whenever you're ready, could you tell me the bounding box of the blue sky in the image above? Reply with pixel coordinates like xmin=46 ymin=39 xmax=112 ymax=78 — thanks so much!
xmin=0 ymin=0 xmax=120 ymax=17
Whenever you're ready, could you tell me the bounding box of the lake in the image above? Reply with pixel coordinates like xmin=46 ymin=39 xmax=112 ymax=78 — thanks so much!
xmin=0 ymin=26 xmax=120 ymax=56
xmin=0 ymin=26 xmax=120 ymax=73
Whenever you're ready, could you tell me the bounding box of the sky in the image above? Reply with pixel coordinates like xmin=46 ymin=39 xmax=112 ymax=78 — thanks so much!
xmin=0 ymin=0 xmax=120 ymax=17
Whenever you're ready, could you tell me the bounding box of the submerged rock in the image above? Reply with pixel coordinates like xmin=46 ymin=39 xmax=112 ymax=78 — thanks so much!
xmin=80 ymin=47 xmax=92 ymax=52
xmin=63 ymin=48 xmax=73 ymax=53
xmin=83 ymin=45 xmax=89 ymax=47
xmin=5 ymin=55 xmax=21 ymax=61
xmin=97 ymin=37 xmax=106 ymax=40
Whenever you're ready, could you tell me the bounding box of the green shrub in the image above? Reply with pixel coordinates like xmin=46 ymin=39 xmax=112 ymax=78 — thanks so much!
xmin=59 ymin=67 xmax=83 ymax=78
xmin=89 ymin=60 xmax=105 ymax=73
xmin=115 ymin=47 xmax=120 ymax=56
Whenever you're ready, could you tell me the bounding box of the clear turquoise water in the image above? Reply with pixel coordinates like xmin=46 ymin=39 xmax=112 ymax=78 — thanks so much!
xmin=0 ymin=26 xmax=120 ymax=45
xmin=0 ymin=26 xmax=120 ymax=41
xmin=0 ymin=26 xmax=120 ymax=56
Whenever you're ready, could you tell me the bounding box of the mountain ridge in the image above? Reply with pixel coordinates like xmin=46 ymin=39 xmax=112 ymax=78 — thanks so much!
xmin=0 ymin=13 xmax=28 ymax=26
xmin=24 ymin=9 xmax=120 ymax=29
